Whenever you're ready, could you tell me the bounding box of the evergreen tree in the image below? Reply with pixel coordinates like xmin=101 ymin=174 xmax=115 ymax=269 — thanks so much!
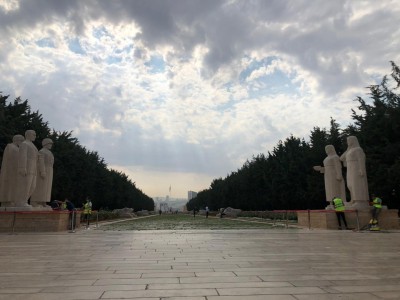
xmin=0 ymin=94 xmax=154 ymax=211
xmin=187 ymin=62 xmax=400 ymax=211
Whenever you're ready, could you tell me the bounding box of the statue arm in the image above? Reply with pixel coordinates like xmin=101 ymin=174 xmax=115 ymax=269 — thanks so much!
xmin=339 ymin=151 xmax=347 ymax=167
xmin=313 ymin=166 xmax=325 ymax=173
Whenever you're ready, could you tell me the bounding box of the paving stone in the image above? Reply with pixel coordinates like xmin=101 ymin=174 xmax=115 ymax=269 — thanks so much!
xmin=194 ymin=271 xmax=236 ymax=277
xmin=0 ymin=229 xmax=399 ymax=299
xmin=217 ymin=286 xmax=324 ymax=295
xmin=330 ymin=285 xmax=400 ymax=293
xmin=293 ymin=293 xmax=380 ymax=299
xmin=180 ymin=275 xmax=262 ymax=284
xmin=102 ymin=288 xmax=218 ymax=298
xmin=140 ymin=271 xmax=196 ymax=278
xmin=42 ymin=284 xmax=146 ymax=293
xmin=0 ymin=288 xmax=42 ymax=294
xmin=160 ymin=297 xmax=206 ymax=300
xmin=207 ymin=296 xmax=296 ymax=300
xmin=95 ymin=277 xmax=180 ymax=285
xmin=289 ymin=280 xmax=334 ymax=287
xmin=0 ymin=279 xmax=96 ymax=288
xmin=0 ymin=291 xmax=103 ymax=300
xmin=329 ymin=279 xmax=400 ymax=286
xmin=148 ymin=281 xmax=292 ymax=290
xmin=372 ymin=291 xmax=400 ymax=299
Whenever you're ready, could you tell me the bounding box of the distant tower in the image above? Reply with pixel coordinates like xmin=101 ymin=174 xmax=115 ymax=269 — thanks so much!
xmin=188 ymin=191 xmax=197 ymax=201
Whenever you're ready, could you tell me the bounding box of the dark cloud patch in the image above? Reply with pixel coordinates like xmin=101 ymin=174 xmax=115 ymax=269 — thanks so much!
xmin=2 ymin=1 xmax=399 ymax=89
xmin=0 ymin=0 xmax=84 ymax=33
xmin=92 ymin=0 xmax=217 ymax=53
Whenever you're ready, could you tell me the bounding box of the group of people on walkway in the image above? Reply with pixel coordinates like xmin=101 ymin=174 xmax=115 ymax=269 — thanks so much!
xmin=50 ymin=197 xmax=93 ymax=230
xmin=332 ymin=194 xmax=382 ymax=230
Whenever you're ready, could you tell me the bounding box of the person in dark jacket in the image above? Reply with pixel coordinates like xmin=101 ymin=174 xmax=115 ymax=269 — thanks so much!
xmin=65 ymin=198 xmax=76 ymax=231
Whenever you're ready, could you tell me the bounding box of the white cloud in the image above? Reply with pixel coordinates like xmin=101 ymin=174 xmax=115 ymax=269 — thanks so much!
xmin=0 ymin=0 xmax=19 ymax=13
xmin=1 ymin=0 xmax=399 ymax=198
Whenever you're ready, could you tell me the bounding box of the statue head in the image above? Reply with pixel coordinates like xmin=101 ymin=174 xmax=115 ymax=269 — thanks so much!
xmin=12 ymin=134 xmax=24 ymax=146
xmin=25 ymin=130 xmax=36 ymax=142
xmin=42 ymin=138 xmax=53 ymax=148
xmin=325 ymin=145 xmax=336 ymax=155
xmin=347 ymin=136 xmax=360 ymax=147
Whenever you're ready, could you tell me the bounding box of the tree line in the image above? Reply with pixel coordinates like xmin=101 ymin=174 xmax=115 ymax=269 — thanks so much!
xmin=188 ymin=61 xmax=400 ymax=212
xmin=0 ymin=96 xmax=154 ymax=211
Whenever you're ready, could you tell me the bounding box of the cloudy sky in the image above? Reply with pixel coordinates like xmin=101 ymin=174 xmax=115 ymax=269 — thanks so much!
xmin=1 ymin=0 xmax=399 ymax=199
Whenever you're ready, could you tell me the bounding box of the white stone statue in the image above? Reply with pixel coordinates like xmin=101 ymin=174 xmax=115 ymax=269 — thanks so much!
xmin=340 ymin=136 xmax=369 ymax=209
xmin=313 ymin=145 xmax=346 ymax=206
xmin=0 ymin=135 xmax=25 ymax=207
xmin=15 ymin=130 xmax=39 ymax=207
xmin=31 ymin=138 xmax=54 ymax=208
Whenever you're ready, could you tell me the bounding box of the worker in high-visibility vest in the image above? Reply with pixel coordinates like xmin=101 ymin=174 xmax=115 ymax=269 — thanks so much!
xmin=83 ymin=197 xmax=92 ymax=229
xmin=61 ymin=201 xmax=67 ymax=210
xmin=332 ymin=197 xmax=348 ymax=230
xmin=369 ymin=194 xmax=382 ymax=231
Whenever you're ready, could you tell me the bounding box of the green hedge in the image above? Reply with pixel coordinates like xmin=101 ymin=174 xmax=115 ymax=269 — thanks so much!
xmin=238 ymin=211 xmax=298 ymax=221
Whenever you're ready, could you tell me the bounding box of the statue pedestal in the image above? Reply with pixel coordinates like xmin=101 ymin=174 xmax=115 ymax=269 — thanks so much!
xmin=298 ymin=209 xmax=399 ymax=230
xmin=0 ymin=210 xmax=82 ymax=232
xmin=347 ymin=200 xmax=370 ymax=210
xmin=0 ymin=206 xmax=33 ymax=212
xmin=0 ymin=206 xmax=52 ymax=212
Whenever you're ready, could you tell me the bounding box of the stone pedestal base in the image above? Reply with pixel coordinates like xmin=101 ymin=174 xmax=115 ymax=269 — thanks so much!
xmin=0 ymin=211 xmax=82 ymax=232
xmin=0 ymin=206 xmax=52 ymax=212
xmin=297 ymin=209 xmax=399 ymax=230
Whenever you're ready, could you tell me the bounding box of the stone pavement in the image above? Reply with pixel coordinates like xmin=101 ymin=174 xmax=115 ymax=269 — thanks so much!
xmin=1 ymin=228 xmax=400 ymax=300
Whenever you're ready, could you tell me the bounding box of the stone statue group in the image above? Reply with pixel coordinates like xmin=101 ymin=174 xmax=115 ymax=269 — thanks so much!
xmin=0 ymin=130 xmax=54 ymax=210
xmin=314 ymin=136 xmax=370 ymax=209
xmin=0 ymin=130 xmax=368 ymax=211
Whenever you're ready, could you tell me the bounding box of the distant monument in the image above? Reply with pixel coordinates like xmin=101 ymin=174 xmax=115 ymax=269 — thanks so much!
xmin=30 ymin=138 xmax=54 ymax=209
xmin=340 ymin=136 xmax=369 ymax=209
xmin=0 ymin=134 xmax=25 ymax=207
xmin=15 ymin=130 xmax=39 ymax=208
xmin=313 ymin=145 xmax=346 ymax=207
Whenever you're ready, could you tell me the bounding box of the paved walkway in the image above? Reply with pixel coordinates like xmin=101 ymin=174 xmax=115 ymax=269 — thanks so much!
xmin=1 ymin=228 xmax=400 ymax=299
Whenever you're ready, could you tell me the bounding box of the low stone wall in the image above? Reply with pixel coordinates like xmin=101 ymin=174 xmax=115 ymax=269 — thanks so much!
xmin=0 ymin=211 xmax=82 ymax=232
xmin=297 ymin=209 xmax=399 ymax=230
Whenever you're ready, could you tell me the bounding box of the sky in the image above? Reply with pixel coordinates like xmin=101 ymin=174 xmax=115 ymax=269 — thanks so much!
xmin=1 ymin=0 xmax=400 ymax=199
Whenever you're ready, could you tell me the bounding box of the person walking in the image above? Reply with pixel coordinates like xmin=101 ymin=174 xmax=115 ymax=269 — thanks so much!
xmin=65 ymin=198 xmax=76 ymax=231
xmin=205 ymin=206 xmax=209 ymax=218
xmin=332 ymin=196 xmax=348 ymax=230
xmin=369 ymin=194 xmax=382 ymax=231
xmin=83 ymin=197 xmax=92 ymax=229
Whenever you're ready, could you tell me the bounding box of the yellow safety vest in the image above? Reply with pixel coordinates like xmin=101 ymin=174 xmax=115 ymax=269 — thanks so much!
xmin=333 ymin=198 xmax=345 ymax=212
xmin=83 ymin=203 xmax=92 ymax=215
xmin=372 ymin=197 xmax=382 ymax=209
